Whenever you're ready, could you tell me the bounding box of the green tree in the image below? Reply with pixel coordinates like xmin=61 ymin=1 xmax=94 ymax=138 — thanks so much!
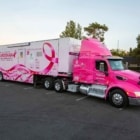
xmin=111 ymin=49 xmax=128 ymax=57
xmin=136 ymin=34 xmax=140 ymax=48
xmin=130 ymin=34 xmax=140 ymax=58
xmin=84 ymin=22 xmax=108 ymax=42
xmin=129 ymin=47 xmax=133 ymax=56
xmin=60 ymin=20 xmax=82 ymax=39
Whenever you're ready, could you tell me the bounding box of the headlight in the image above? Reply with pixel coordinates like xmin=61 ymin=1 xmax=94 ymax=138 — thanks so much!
xmin=134 ymin=92 xmax=140 ymax=97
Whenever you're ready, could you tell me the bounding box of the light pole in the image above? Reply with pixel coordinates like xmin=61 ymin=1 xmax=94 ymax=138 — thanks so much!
xmin=117 ymin=40 xmax=119 ymax=53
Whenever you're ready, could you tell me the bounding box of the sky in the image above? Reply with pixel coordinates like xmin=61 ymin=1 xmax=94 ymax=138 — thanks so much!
xmin=0 ymin=0 xmax=139 ymax=51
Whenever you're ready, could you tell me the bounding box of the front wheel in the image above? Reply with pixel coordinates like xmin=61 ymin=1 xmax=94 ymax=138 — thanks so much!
xmin=109 ymin=89 xmax=128 ymax=108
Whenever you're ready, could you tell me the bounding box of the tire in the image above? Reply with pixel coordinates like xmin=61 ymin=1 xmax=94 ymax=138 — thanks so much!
xmin=0 ymin=72 xmax=3 ymax=81
xmin=54 ymin=80 xmax=64 ymax=92
xmin=109 ymin=89 xmax=128 ymax=108
xmin=44 ymin=77 xmax=54 ymax=90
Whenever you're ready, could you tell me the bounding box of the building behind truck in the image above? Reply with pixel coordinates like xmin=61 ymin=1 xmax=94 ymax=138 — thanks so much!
xmin=0 ymin=37 xmax=140 ymax=108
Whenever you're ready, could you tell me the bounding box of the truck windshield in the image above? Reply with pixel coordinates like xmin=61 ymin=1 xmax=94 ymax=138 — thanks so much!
xmin=108 ymin=59 xmax=124 ymax=70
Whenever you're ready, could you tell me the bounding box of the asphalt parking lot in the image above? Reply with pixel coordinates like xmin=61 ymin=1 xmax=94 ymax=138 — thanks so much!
xmin=0 ymin=81 xmax=140 ymax=140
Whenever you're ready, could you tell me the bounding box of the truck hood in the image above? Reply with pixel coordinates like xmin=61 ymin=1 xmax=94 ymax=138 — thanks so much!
xmin=114 ymin=70 xmax=140 ymax=82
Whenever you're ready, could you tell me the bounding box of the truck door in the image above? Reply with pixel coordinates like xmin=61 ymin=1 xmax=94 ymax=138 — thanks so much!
xmin=94 ymin=60 xmax=108 ymax=86
xmin=18 ymin=49 xmax=26 ymax=65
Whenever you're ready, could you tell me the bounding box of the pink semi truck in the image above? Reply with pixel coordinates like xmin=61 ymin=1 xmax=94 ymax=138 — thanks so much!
xmin=0 ymin=37 xmax=140 ymax=108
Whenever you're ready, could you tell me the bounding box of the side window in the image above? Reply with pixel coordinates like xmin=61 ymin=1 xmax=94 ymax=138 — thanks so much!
xmin=96 ymin=60 xmax=108 ymax=72
xmin=36 ymin=51 xmax=42 ymax=57
xmin=20 ymin=52 xmax=23 ymax=58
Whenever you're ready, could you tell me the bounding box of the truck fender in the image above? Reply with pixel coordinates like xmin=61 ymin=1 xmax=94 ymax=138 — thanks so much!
xmin=105 ymin=86 xmax=127 ymax=100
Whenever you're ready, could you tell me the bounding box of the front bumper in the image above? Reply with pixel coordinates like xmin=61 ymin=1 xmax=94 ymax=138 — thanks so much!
xmin=129 ymin=97 xmax=140 ymax=105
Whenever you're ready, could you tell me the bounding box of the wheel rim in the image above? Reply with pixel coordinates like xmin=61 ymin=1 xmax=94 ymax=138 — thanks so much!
xmin=45 ymin=81 xmax=50 ymax=88
xmin=55 ymin=83 xmax=61 ymax=91
xmin=112 ymin=93 xmax=123 ymax=105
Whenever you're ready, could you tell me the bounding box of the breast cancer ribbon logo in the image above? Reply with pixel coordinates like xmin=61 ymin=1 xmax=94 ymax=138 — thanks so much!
xmin=42 ymin=42 xmax=58 ymax=73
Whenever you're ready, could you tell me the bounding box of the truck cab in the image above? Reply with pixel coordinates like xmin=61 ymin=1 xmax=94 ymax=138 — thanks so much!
xmin=73 ymin=38 xmax=140 ymax=108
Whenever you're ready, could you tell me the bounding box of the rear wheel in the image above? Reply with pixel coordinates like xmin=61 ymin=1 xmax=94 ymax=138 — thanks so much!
xmin=44 ymin=77 xmax=54 ymax=90
xmin=54 ymin=80 xmax=64 ymax=92
xmin=109 ymin=89 xmax=128 ymax=108
xmin=0 ymin=72 xmax=3 ymax=81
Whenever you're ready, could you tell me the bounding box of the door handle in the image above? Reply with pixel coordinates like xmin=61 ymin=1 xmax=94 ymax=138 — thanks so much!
xmin=95 ymin=79 xmax=98 ymax=82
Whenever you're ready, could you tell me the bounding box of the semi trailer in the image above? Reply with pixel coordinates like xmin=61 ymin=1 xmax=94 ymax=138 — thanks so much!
xmin=0 ymin=37 xmax=140 ymax=108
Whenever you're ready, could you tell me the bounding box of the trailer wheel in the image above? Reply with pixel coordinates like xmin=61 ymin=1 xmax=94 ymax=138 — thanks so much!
xmin=44 ymin=77 xmax=54 ymax=90
xmin=109 ymin=89 xmax=128 ymax=108
xmin=54 ymin=80 xmax=64 ymax=92
xmin=0 ymin=72 xmax=3 ymax=81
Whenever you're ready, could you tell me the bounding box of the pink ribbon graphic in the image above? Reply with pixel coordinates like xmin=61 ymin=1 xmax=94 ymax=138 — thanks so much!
xmin=42 ymin=42 xmax=58 ymax=73
xmin=0 ymin=42 xmax=58 ymax=83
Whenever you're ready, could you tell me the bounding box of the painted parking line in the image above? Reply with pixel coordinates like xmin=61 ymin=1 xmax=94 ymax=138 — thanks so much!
xmin=0 ymin=83 xmax=23 ymax=87
xmin=24 ymin=87 xmax=33 ymax=90
xmin=5 ymin=84 xmax=11 ymax=86
xmin=76 ymin=96 xmax=88 ymax=101
xmin=4 ymin=84 xmax=14 ymax=87
xmin=45 ymin=92 xmax=53 ymax=95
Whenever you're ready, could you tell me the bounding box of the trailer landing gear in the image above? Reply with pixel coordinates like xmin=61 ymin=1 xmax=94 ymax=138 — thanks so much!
xmin=0 ymin=72 xmax=3 ymax=81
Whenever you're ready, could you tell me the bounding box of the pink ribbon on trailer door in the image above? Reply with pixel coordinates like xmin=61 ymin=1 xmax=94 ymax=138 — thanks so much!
xmin=42 ymin=42 xmax=58 ymax=73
